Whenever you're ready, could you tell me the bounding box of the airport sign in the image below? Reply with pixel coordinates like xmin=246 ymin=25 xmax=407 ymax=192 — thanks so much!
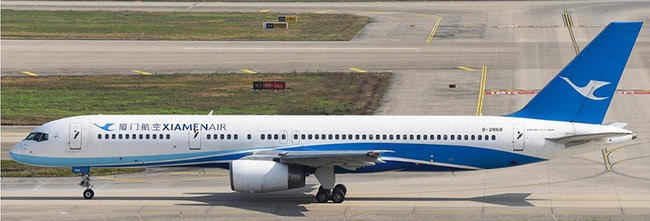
xmin=253 ymin=81 xmax=286 ymax=90
xmin=263 ymin=22 xmax=288 ymax=29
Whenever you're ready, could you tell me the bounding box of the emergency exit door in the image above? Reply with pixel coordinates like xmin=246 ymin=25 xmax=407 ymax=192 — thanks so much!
xmin=513 ymin=124 xmax=525 ymax=151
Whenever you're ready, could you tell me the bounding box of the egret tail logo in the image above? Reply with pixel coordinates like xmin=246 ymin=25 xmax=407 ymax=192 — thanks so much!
xmin=559 ymin=76 xmax=611 ymax=100
xmin=93 ymin=123 xmax=115 ymax=131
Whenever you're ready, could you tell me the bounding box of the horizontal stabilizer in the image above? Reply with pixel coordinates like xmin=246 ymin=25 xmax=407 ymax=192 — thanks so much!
xmin=604 ymin=122 xmax=628 ymax=128
xmin=546 ymin=132 xmax=633 ymax=146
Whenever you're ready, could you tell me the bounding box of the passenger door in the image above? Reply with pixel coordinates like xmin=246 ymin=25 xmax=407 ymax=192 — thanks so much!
xmin=189 ymin=129 xmax=201 ymax=150
xmin=513 ymin=124 xmax=525 ymax=151
xmin=69 ymin=123 xmax=82 ymax=150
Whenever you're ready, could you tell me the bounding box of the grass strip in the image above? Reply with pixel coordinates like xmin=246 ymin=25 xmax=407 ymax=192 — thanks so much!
xmin=1 ymin=159 xmax=145 ymax=177
xmin=1 ymin=72 xmax=391 ymax=125
xmin=1 ymin=10 xmax=368 ymax=41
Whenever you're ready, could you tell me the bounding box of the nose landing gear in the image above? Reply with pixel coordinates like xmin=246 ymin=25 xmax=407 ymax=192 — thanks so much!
xmin=79 ymin=173 xmax=94 ymax=199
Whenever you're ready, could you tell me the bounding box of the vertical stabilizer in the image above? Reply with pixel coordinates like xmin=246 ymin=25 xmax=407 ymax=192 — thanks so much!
xmin=508 ymin=22 xmax=642 ymax=124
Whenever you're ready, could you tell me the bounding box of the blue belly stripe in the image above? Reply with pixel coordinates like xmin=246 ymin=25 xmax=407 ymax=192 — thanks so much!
xmin=12 ymin=143 xmax=545 ymax=171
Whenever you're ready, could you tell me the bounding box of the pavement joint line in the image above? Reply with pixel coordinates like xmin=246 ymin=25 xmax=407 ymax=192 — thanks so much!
xmin=187 ymin=3 xmax=198 ymax=10
xmin=475 ymin=66 xmax=487 ymax=116
xmin=169 ymin=172 xmax=229 ymax=175
xmin=96 ymin=177 xmax=146 ymax=182
xmin=241 ymin=69 xmax=257 ymax=74
xmin=20 ymin=71 xmax=39 ymax=76
xmin=349 ymin=68 xmax=367 ymax=73
xmin=131 ymin=70 xmax=152 ymax=75
xmin=259 ymin=9 xmax=269 ymax=13
xmin=426 ymin=16 xmax=442 ymax=43
xmin=313 ymin=10 xmax=335 ymax=14
xmin=456 ymin=66 xmax=475 ymax=71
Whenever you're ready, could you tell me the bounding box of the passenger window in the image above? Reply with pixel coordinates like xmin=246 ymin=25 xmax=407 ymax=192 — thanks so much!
xmin=119 ymin=134 xmax=123 ymax=139
xmin=341 ymin=134 xmax=346 ymax=140
xmin=389 ymin=135 xmax=394 ymax=140
xmin=450 ymin=135 xmax=455 ymax=140
xmin=274 ymin=134 xmax=279 ymax=140
xmin=464 ymin=135 xmax=469 ymax=140
xmin=248 ymin=134 xmax=252 ymax=140
xmin=281 ymin=134 xmax=286 ymax=140
xmin=146 ymin=134 xmax=150 ymax=139
xmin=207 ymin=134 xmax=211 ymax=139
xmin=160 ymin=134 xmax=164 ymax=139
xmin=410 ymin=135 xmax=414 ymax=140
xmin=484 ymin=135 xmax=489 ymax=140
xmin=437 ymin=135 xmax=441 ymax=140
xmin=362 ymin=134 xmax=367 ymax=140
xmin=132 ymin=134 xmax=137 ymax=139
xmin=478 ymin=135 xmax=482 ymax=140
xmin=383 ymin=134 xmax=387 ymax=140
xmin=152 ymin=134 xmax=157 ymax=139
xmin=321 ymin=134 xmax=326 ymax=139
xmin=139 ymin=134 xmax=143 ymax=139
xmin=395 ymin=134 xmax=400 ymax=140
xmin=308 ymin=134 xmax=313 ymax=140
xmin=315 ymin=134 xmax=319 ymax=139
xmin=416 ymin=135 xmax=421 ymax=140
xmin=443 ymin=135 xmax=447 ymax=140
xmin=104 ymin=134 xmax=108 ymax=139
xmin=355 ymin=134 xmax=360 ymax=140
xmin=492 ymin=135 xmax=496 ymax=140
xmin=295 ymin=134 xmax=299 ymax=140
xmin=335 ymin=134 xmax=339 ymax=140
xmin=112 ymin=134 xmax=116 ymax=139
xmin=227 ymin=134 xmax=232 ymax=140
xmin=368 ymin=134 xmax=373 ymax=140
xmin=430 ymin=135 xmax=434 ymax=140
xmin=261 ymin=134 xmax=265 ymax=140
xmin=166 ymin=134 xmax=170 ymax=139
xmin=423 ymin=135 xmax=427 ymax=140
xmin=126 ymin=134 xmax=130 ymax=139
xmin=221 ymin=134 xmax=226 ymax=139
xmin=98 ymin=134 xmax=102 ymax=139
xmin=234 ymin=134 xmax=239 ymax=140
xmin=471 ymin=135 xmax=475 ymax=140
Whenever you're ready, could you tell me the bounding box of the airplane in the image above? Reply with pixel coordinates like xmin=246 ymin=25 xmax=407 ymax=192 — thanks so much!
xmin=10 ymin=22 xmax=642 ymax=203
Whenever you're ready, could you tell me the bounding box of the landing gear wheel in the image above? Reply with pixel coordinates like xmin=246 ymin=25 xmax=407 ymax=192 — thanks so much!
xmin=334 ymin=184 xmax=347 ymax=195
xmin=83 ymin=189 xmax=94 ymax=199
xmin=331 ymin=190 xmax=345 ymax=203
xmin=316 ymin=189 xmax=330 ymax=203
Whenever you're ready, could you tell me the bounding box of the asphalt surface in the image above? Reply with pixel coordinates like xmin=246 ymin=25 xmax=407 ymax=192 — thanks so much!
xmin=2 ymin=1 xmax=650 ymax=220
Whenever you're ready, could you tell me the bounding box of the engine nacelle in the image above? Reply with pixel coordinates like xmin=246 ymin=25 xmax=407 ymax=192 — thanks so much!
xmin=230 ymin=160 xmax=305 ymax=193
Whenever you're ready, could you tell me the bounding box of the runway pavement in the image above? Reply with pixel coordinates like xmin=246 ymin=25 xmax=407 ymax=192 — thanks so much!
xmin=2 ymin=0 xmax=650 ymax=220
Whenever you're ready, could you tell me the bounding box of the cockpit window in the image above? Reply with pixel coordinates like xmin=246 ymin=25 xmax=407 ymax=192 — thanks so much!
xmin=24 ymin=132 xmax=49 ymax=142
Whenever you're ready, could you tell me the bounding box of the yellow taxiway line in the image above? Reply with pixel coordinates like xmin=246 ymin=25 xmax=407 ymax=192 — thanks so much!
xmin=426 ymin=16 xmax=442 ymax=43
xmin=349 ymin=68 xmax=367 ymax=73
xmin=131 ymin=70 xmax=152 ymax=75
xmin=456 ymin=66 xmax=475 ymax=71
xmin=241 ymin=69 xmax=257 ymax=74
xmin=475 ymin=66 xmax=487 ymax=116
xmin=259 ymin=9 xmax=270 ymax=13
xmin=20 ymin=71 xmax=39 ymax=76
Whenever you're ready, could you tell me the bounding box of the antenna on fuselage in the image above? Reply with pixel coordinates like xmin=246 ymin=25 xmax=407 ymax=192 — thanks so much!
xmin=208 ymin=110 xmax=214 ymax=115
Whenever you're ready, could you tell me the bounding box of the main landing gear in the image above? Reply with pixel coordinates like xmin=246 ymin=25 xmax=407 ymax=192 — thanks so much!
xmin=314 ymin=166 xmax=347 ymax=203
xmin=316 ymin=184 xmax=347 ymax=203
xmin=79 ymin=173 xmax=94 ymax=199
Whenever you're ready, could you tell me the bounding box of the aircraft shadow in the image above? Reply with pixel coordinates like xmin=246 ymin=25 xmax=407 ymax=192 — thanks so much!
xmin=2 ymin=189 xmax=534 ymax=217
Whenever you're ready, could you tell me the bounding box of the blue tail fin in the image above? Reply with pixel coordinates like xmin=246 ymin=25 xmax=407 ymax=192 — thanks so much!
xmin=508 ymin=22 xmax=642 ymax=124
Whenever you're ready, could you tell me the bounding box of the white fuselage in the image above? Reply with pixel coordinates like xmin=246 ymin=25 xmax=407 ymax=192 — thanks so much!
xmin=10 ymin=115 xmax=634 ymax=171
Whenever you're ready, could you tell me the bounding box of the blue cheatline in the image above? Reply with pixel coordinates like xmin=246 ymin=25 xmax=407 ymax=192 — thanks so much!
xmin=11 ymin=143 xmax=545 ymax=172
xmin=509 ymin=22 xmax=643 ymax=124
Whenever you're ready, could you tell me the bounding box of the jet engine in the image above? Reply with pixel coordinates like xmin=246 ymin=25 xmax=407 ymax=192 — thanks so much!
xmin=230 ymin=160 xmax=305 ymax=193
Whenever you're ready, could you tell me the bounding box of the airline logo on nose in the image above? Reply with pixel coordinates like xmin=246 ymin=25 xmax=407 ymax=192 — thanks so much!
xmin=559 ymin=76 xmax=611 ymax=101
xmin=93 ymin=123 xmax=115 ymax=131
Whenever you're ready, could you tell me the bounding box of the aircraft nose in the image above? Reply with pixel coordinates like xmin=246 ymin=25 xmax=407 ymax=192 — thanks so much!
xmin=9 ymin=142 xmax=23 ymax=162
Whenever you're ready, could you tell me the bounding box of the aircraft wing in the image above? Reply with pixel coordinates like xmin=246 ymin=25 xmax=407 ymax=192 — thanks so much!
xmin=546 ymin=132 xmax=633 ymax=147
xmin=241 ymin=150 xmax=393 ymax=170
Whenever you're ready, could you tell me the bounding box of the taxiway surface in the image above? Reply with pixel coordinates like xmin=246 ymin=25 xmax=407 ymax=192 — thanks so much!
xmin=2 ymin=1 xmax=650 ymax=220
